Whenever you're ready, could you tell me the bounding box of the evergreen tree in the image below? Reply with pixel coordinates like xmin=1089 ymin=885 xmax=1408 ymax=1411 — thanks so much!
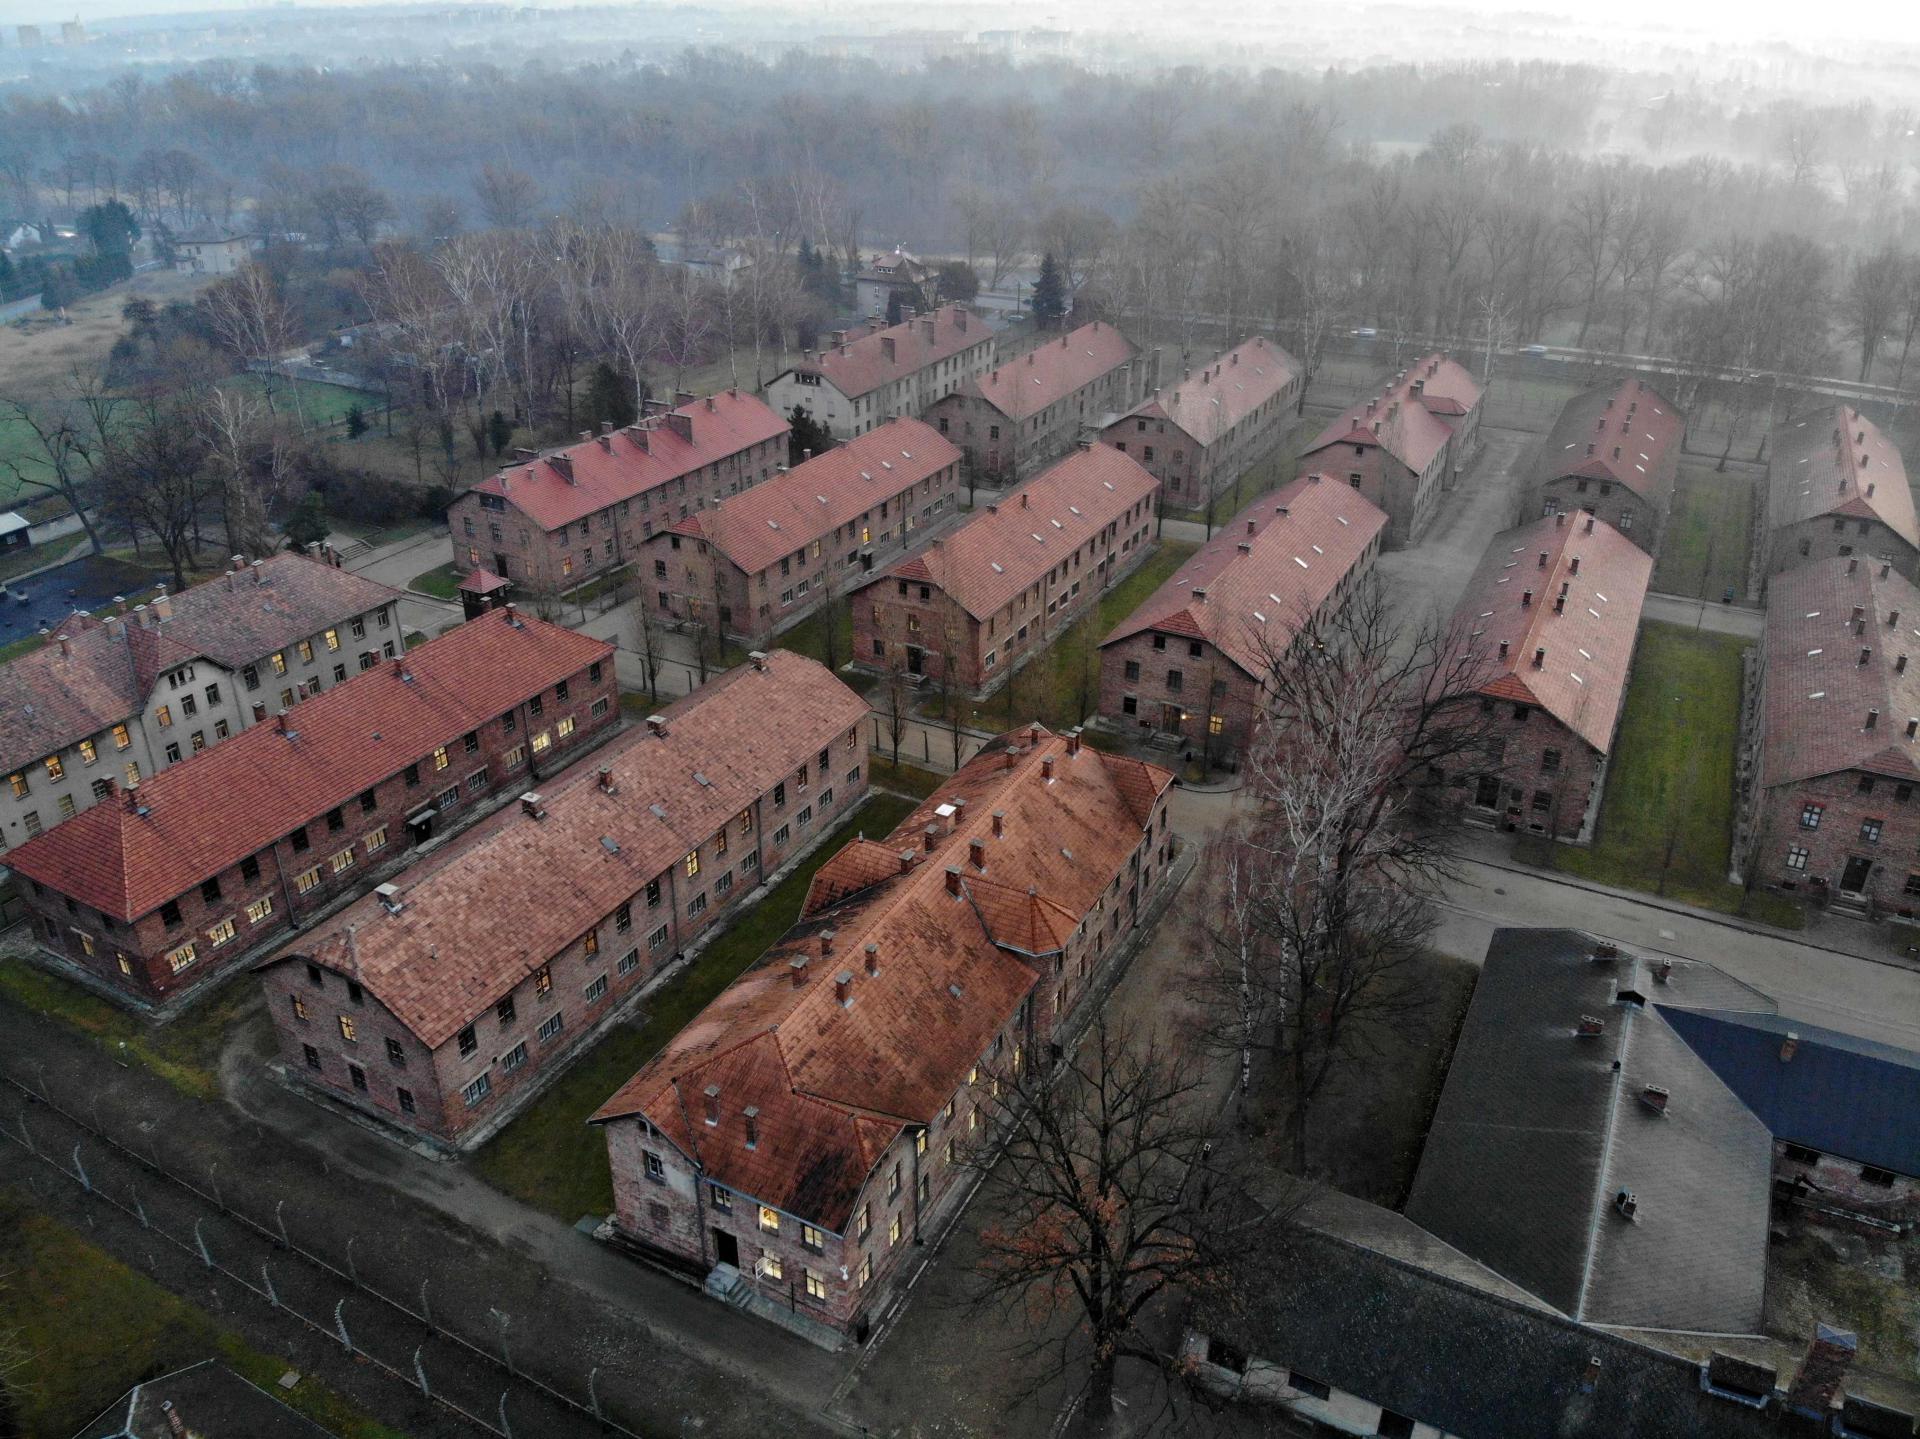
xmin=79 ymin=199 xmax=140 ymax=258
xmin=345 ymin=404 xmax=368 ymax=438
xmin=285 ymin=491 xmax=331 ymax=549
xmin=935 ymin=260 xmax=980 ymax=303
xmin=585 ymin=362 xmax=639 ymax=430
xmin=1031 ymin=252 xmax=1067 ymax=330
xmin=885 ymin=289 xmax=906 ymax=325
xmin=486 ymin=409 xmax=513 ymax=458
xmin=787 ymin=405 xmax=835 ymax=467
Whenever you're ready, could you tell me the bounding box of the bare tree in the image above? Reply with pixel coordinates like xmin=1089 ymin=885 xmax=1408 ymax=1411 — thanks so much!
xmin=879 ymin=654 xmax=911 ymax=766
xmin=197 ymin=384 xmax=279 ymax=558
xmin=0 ymin=389 xmax=110 ymax=554
xmin=967 ymin=1017 xmax=1300 ymax=1437
xmin=1842 ymin=244 xmax=1906 ymax=382
xmin=473 ymin=163 xmax=542 ymax=230
xmin=95 ymin=394 xmax=215 ymax=589
xmin=200 ymin=263 xmax=300 ymax=420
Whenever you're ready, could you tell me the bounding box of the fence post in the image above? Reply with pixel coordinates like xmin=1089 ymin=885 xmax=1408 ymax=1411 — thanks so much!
xmin=334 ymin=1299 xmax=352 ymax=1353
xmin=72 ymin=1144 xmax=91 ymax=1193
xmin=131 ymin=1183 xmax=148 ymax=1229
xmin=208 ymin=1162 xmax=223 ymax=1211
xmin=194 ymin=1219 xmax=213 ymax=1269
xmin=490 ymin=1308 xmax=514 ymax=1376
xmin=17 ymin=1110 xmax=34 ymax=1156
xmin=414 ymin=1347 xmax=431 ymax=1400
xmin=420 ymin=1278 xmax=432 ymax=1327
xmin=589 ymin=1366 xmax=603 ymax=1423
xmin=275 ymin=1199 xmax=289 ymax=1248
xmin=498 ymin=1392 xmax=514 ymax=1439
xmin=262 ymin=1263 xmax=279 ymax=1309
xmin=346 ymin=1235 xmax=358 ymax=1286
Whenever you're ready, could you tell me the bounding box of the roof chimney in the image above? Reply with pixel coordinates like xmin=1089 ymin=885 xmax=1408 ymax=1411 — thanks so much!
xmin=1192 ymin=587 xmax=1207 ymax=603
xmin=819 ymin=928 xmax=836 ymax=958
xmin=1780 ymin=1031 xmax=1799 ymax=1062
xmin=1570 ymin=556 xmax=1580 ymax=575
xmin=162 ymin=1401 xmax=187 ymax=1438
xmin=1555 ymin=512 xmax=1566 ymax=528
xmin=1498 ymin=640 xmax=1510 ymax=660
xmin=1785 ymin=1324 xmax=1858 ymax=1419
xmin=1639 ymin=1085 xmax=1670 ymax=1115
xmin=749 ymin=651 xmax=769 ymax=672
xmin=923 ymin=824 xmax=940 ymax=854
xmin=376 ymin=882 xmax=403 ymax=915
xmin=520 ymin=791 xmax=545 ymax=819
xmin=991 ymin=810 xmax=1005 ymax=838
xmin=969 ymin=837 xmax=986 ymax=870
xmin=1577 ymin=1014 xmax=1605 ymax=1037
xmin=1867 ymin=708 xmax=1879 ymax=730
xmin=743 ymin=1106 xmax=760 ymax=1148
xmin=1614 ymin=1189 xmax=1638 ymax=1221
xmin=864 ymin=942 xmax=880 ymax=977
xmin=1654 ymin=958 xmax=1673 ymax=984
xmin=1584 ymin=514 xmax=1595 ymax=535
xmin=1067 ymin=728 xmax=1082 ymax=756
xmin=1246 ymin=519 xmax=1257 ymax=537
xmin=597 ymin=765 xmax=615 ymax=794
xmin=1861 ymin=647 xmax=1872 ymax=666
xmin=646 ymin=715 xmax=669 ymax=737
xmin=834 ymin=970 xmax=854 ymax=1006
xmin=1522 ymin=589 xmax=1533 ymax=608
xmin=789 ymin=956 xmax=809 ymax=988
xmin=945 ymin=866 xmax=963 ymax=896
xmin=703 ymin=1083 xmax=720 ymax=1125
xmin=551 ymin=454 xmax=574 ymax=484
xmin=151 ymin=590 xmax=172 ymax=621
xmin=1042 ymin=755 xmax=1056 ymax=781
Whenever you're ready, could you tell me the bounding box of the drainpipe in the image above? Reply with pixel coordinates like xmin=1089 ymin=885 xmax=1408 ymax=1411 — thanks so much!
xmin=911 ymin=1129 xmax=925 ymax=1244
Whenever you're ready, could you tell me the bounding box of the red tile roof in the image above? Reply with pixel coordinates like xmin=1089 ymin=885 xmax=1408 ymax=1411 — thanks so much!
xmin=1106 ymin=336 xmax=1299 ymax=445
xmin=871 ymin=444 xmax=1157 ymax=621
xmin=1444 ymin=514 xmax=1652 ymax=754
xmin=1759 ymin=558 xmax=1920 ymax=787
xmin=466 ymin=391 xmax=788 ymax=534
xmin=592 ymin=725 xmax=1174 ymax=1230
xmin=1537 ymin=377 xmax=1683 ymax=503
xmin=1767 ymin=406 xmax=1920 ymax=551
xmin=1102 ymin=474 xmax=1387 ymax=678
xmin=1306 ymin=352 xmax=1483 ymax=474
xmin=674 ymin=419 xmax=960 ymax=577
xmin=0 ymin=554 xmax=398 ymax=772
xmin=5 ymin=609 xmax=612 ymax=921
xmin=965 ymin=323 xmax=1138 ymax=423
xmin=273 ymin=652 xmax=869 ymax=1049
xmin=793 ymin=304 xmax=988 ymax=400
xmin=457 ymin=567 xmax=510 ymax=596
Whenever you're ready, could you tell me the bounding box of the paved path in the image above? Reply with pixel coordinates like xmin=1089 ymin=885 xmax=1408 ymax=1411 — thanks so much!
xmin=1643 ymin=590 xmax=1764 ymax=638
xmin=1375 ymin=427 xmax=1534 ymax=620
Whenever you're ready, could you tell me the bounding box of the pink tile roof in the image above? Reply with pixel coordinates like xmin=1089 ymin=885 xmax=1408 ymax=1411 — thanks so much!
xmin=5 ymin=609 xmax=613 ymax=921
xmin=1306 ymin=352 xmax=1483 ymax=474
xmin=1106 ymin=336 xmax=1299 ymax=445
xmin=275 ymin=652 xmax=869 ymax=1049
xmin=457 ymin=567 xmax=510 ymax=595
xmin=1444 ymin=514 xmax=1652 ymax=754
xmin=592 ymin=725 xmax=1174 ymax=1230
xmin=871 ymin=444 xmax=1157 ymax=621
xmin=1102 ymin=474 xmax=1387 ymax=678
xmin=1538 ymin=377 xmax=1684 ymax=503
xmin=674 ymin=419 xmax=960 ymax=576
xmin=1767 ymin=406 xmax=1920 ymax=551
xmin=794 ymin=304 xmax=988 ymax=401
xmin=1759 ymin=558 xmax=1920 ymax=787
xmin=466 ymin=390 xmax=788 ymax=534
xmin=965 ymin=322 xmax=1138 ymax=423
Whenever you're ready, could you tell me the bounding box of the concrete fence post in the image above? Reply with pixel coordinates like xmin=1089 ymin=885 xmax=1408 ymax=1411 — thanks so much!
xmin=589 ymin=1366 xmax=603 ymax=1423
xmin=16 ymin=1110 xmax=34 ymax=1156
xmin=131 ymin=1184 xmax=148 ymax=1228
xmin=194 ymin=1219 xmax=212 ymax=1269
xmin=498 ymin=1392 xmax=514 ymax=1439
xmin=275 ymin=1199 xmax=289 ymax=1248
xmin=262 ymin=1263 xmax=279 ymax=1309
xmin=334 ymin=1299 xmax=352 ymax=1353
xmin=414 ymin=1347 xmax=431 ymax=1400
xmin=71 ymin=1144 xmax=90 ymax=1193
xmin=420 ymin=1278 xmax=432 ymax=1327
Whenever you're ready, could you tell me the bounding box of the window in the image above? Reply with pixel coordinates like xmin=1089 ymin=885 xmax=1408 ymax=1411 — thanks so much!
xmin=241 ymin=855 xmax=261 ymax=882
xmin=1860 ymin=775 xmax=1878 ymax=795
xmin=432 ymin=745 xmax=449 ymax=772
xmin=688 ymin=892 xmax=708 ymax=917
xmin=586 ymin=974 xmax=609 ymax=1003
xmin=457 ymin=1025 xmax=478 ymax=1057
xmin=1861 ymin=1164 xmax=1896 ymax=1186
xmin=1862 ymin=818 xmax=1885 ymax=843
xmin=1542 ymin=748 xmax=1562 ymax=773
xmin=758 ymin=1206 xmax=780 ymax=1235
xmin=857 ymin=1205 xmax=872 ymax=1239
xmin=648 ymin=924 xmax=670 ymax=952
xmin=888 ymin=1215 xmax=901 ymax=1246
xmin=112 ymin=723 xmax=131 ymax=750
xmin=247 ymin=896 xmax=273 ymax=923
xmin=774 ymin=824 xmax=790 ymax=846
xmin=295 ymin=866 xmax=322 ymax=894
xmin=304 ymin=1043 xmax=321 ymax=1070
xmin=1124 ymin=660 xmax=1139 ymax=681
xmin=385 ymin=1036 xmax=407 ymax=1068
xmin=534 ymin=965 xmax=552 ymax=995
xmin=857 ymin=1255 xmax=872 ymax=1287
xmin=364 ymin=826 xmax=387 ymax=854
xmin=1287 ymin=1372 xmax=1331 ymax=1401
xmin=538 ymin=1012 xmax=564 ymax=1042
xmin=531 ymin=731 xmax=551 ymax=755
xmin=685 ymin=849 xmax=701 ymax=877
xmin=463 ymin=1074 xmax=492 ymax=1106
xmin=557 ymin=716 xmax=575 ymax=740
xmin=1377 ymin=1411 xmax=1416 ymax=1439
xmin=329 ymin=847 xmax=356 ymax=875
xmin=156 ymin=704 xmax=172 ymax=729
xmin=207 ymin=917 xmax=237 ymax=947
xmin=804 ymin=1270 xmax=828 ymax=1302
xmin=290 ymin=826 xmax=311 ymax=853
xmin=165 ymin=741 xmax=182 ymax=764
xmin=339 ymin=1014 xmax=357 ymax=1042
xmin=1800 ymin=802 xmax=1824 ymax=830
xmin=801 ymin=1223 xmax=824 ymax=1252
xmin=618 ymin=948 xmax=640 ymax=975
xmin=160 ymin=899 xmax=183 ymax=927
xmin=1783 ymin=1143 xmax=1822 ymax=1165
xmin=1786 ymin=845 xmax=1810 ymax=871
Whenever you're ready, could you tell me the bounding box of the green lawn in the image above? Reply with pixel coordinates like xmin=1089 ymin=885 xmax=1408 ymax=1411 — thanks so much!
xmin=0 ymin=530 xmax=86 ymax=584
xmin=1526 ymin=621 xmax=1800 ymax=927
xmin=931 ymin=541 xmax=1199 ymax=733
xmin=223 ymin=374 xmax=377 ymax=431
xmin=408 ymin=560 xmax=462 ymax=599
xmin=0 ymin=957 xmax=262 ymax=1101
xmin=470 ymin=791 xmax=921 ymax=1219
xmin=868 ymin=756 xmax=947 ymax=798
xmin=0 ymin=1197 xmax=407 ymax=1439
xmin=776 ymin=601 xmax=853 ymax=671
xmin=1651 ymin=464 xmax=1755 ymax=600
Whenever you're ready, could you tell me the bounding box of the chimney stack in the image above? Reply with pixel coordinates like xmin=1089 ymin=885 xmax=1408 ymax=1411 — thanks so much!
xmin=1613 ymin=1189 xmax=1638 ymax=1221
xmin=1042 ymin=755 xmax=1056 ymax=781
xmin=1522 ymin=589 xmax=1533 ymax=608
xmin=789 ymin=957 xmax=809 ymax=989
xmin=520 ymin=791 xmax=545 ymax=819
xmin=835 ymin=970 xmax=854 ymax=1006
xmin=864 ymin=942 xmax=880 ymax=977
xmin=743 ymin=1106 xmax=760 ymax=1148
xmin=704 ymin=1083 xmax=720 ymax=1125
xmin=749 ymin=651 xmax=769 ymax=672
xmin=969 ymin=837 xmax=987 ymax=869
xmin=597 ymin=765 xmax=615 ymax=794
xmin=945 ymin=866 xmax=963 ymax=896
xmin=991 ymin=810 xmax=1005 ymax=838
xmin=646 ymin=715 xmax=669 ymax=737
xmin=1780 ymin=1031 xmax=1799 ymax=1062
xmin=1639 ymin=1085 xmax=1670 ymax=1115
xmin=820 ymin=928 xmax=836 ymax=958
xmin=1532 ymin=647 xmax=1546 ymax=669
xmin=1785 ymin=1324 xmax=1858 ymax=1420
xmin=162 ymin=1401 xmax=187 ymax=1438
xmin=1577 ymin=1014 xmax=1605 ymax=1037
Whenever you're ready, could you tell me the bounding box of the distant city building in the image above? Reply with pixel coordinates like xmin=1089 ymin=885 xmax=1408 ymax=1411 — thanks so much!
xmin=1099 ymin=337 xmax=1301 ymax=505
xmin=1760 ymin=406 xmax=1919 ymax=586
xmin=763 ymin=304 xmax=995 ymax=441
xmin=1297 ymin=352 xmax=1484 ymax=547
xmin=1442 ymin=513 xmax=1652 ymax=842
xmin=1529 ymin=376 xmax=1684 ymax=555
xmin=448 ymin=390 xmax=789 ymax=596
xmin=1098 ymin=473 xmax=1386 ymax=758
xmin=851 ymin=442 xmax=1159 ymax=695
xmin=0 ymin=552 xmax=399 ymax=849
xmin=259 ymin=651 xmax=868 ymax=1148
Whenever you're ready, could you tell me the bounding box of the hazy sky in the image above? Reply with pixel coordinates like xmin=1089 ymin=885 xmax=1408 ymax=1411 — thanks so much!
xmin=5 ymin=0 xmax=1920 ymax=47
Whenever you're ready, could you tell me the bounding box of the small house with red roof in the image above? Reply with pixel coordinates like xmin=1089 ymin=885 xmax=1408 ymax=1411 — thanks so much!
xmin=1443 ymin=513 xmax=1651 ymax=841
xmin=1100 ymin=336 xmax=1300 ymax=506
xmin=589 ymin=723 xmax=1176 ymax=1336
xmin=1762 ymin=407 xmax=1920 ymax=586
xmin=1529 ymin=377 xmax=1683 ymax=555
xmin=763 ymin=304 xmax=995 ymax=442
xmin=447 ymin=390 xmax=788 ymax=596
xmin=1297 ymin=353 xmax=1484 ymax=547
xmin=645 ymin=418 xmax=962 ymax=644
xmin=7 ymin=607 xmax=617 ymax=1008
xmin=849 ymin=443 xmax=1159 ymax=695
xmin=1097 ymin=474 xmax=1387 ymax=760
xmin=925 ymin=321 xmax=1148 ymax=484
xmin=256 ymin=651 xmax=869 ymax=1147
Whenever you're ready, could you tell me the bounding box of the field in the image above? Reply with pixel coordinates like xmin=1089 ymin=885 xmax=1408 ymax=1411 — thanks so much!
xmin=1526 ymin=621 xmax=1799 ymax=927
xmin=470 ymin=791 xmax=920 ymax=1220
xmin=1650 ymin=463 xmax=1757 ymax=600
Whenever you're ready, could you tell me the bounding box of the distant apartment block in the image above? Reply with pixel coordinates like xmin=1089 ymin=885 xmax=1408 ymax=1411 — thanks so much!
xmin=259 ymin=651 xmax=869 ymax=1147
xmin=1100 ymin=337 xmax=1300 ymax=505
xmin=851 ymin=443 xmax=1158 ymax=695
xmin=7 ymin=609 xmax=616 ymax=1008
xmin=1297 ymin=352 xmax=1484 ymax=547
xmin=447 ymin=390 xmax=789 ymax=595
xmin=763 ymin=305 xmax=994 ymax=441
xmin=1098 ymin=474 xmax=1386 ymax=759
xmin=0 ymin=552 xmax=399 ymax=850
xmin=646 ymin=418 xmax=962 ymax=644
xmin=925 ymin=322 xmax=1146 ymax=484
xmin=1530 ymin=377 xmax=1684 ymax=555
xmin=1760 ymin=406 xmax=1920 ymax=586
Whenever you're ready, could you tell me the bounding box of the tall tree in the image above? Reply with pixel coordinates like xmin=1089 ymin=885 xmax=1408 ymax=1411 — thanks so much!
xmin=1031 ymin=251 xmax=1067 ymax=330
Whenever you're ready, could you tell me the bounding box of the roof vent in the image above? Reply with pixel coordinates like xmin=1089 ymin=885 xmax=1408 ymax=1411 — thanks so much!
xmin=1613 ymin=1189 xmax=1638 ymax=1221
xmin=1577 ymin=1014 xmax=1606 ymax=1037
xmin=646 ymin=715 xmax=669 ymax=737
xmin=1639 ymin=1085 xmax=1670 ymax=1115
xmin=375 ymin=883 xmax=403 ymax=915
xmin=520 ymin=792 xmax=545 ymax=819
xmin=1780 ymin=1032 xmax=1799 ymax=1063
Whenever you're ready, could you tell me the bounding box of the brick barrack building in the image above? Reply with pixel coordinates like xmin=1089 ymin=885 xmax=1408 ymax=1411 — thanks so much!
xmin=926 ymin=322 xmax=1147 ymax=483
xmin=762 ymin=304 xmax=995 ymax=441
xmin=850 ymin=443 xmax=1159 ymax=695
xmin=1297 ymin=352 xmax=1484 ymax=548
xmin=591 ymin=725 xmax=1175 ymax=1337
xmin=1739 ymin=556 xmax=1920 ymax=916
xmin=0 ymin=550 xmax=399 ymax=848
xmin=1099 ymin=336 xmax=1300 ymax=506
xmin=1445 ymin=513 xmax=1651 ymax=841
xmin=1760 ymin=405 xmax=1920 ymax=586
xmin=447 ymin=390 xmax=789 ymax=595
xmin=7 ymin=608 xmax=616 ymax=1008
xmin=256 ymin=651 xmax=869 ymax=1147
xmin=646 ymin=418 xmax=962 ymax=644
xmin=1528 ymin=377 xmax=1684 ymax=555
xmin=1097 ymin=474 xmax=1387 ymax=759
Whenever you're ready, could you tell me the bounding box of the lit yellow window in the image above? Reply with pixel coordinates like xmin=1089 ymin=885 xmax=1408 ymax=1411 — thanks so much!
xmin=329 ymin=848 xmax=355 ymax=875
xmin=298 ymin=639 xmax=314 ymax=662
xmin=1209 ymin=714 xmax=1225 ymax=735
xmin=685 ymin=850 xmax=700 ymax=877
xmin=6 ymin=772 xmax=24 ymax=799
xmin=432 ymin=745 xmax=449 ymax=771
xmin=78 ymin=739 xmax=97 ymax=765
xmin=207 ymin=917 xmax=237 ymax=947
xmin=339 ymin=1014 xmax=356 ymax=1041
xmin=156 ymin=705 xmax=172 ymax=728
xmin=112 ymin=724 xmax=131 ymax=750
xmin=123 ymin=761 xmax=140 ymax=786
xmin=165 ymin=942 xmax=197 ymax=974
xmin=324 ymin=628 xmax=340 ymax=652
xmin=295 ymin=867 xmax=322 ymax=894
xmin=535 ymin=965 xmax=551 ymax=994
xmin=531 ymin=731 xmax=551 ymax=755
xmin=557 ymin=716 xmax=574 ymax=739
xmin=364 ymin=827 xmax=387 ymax=854
xmin=270 ymin=652 xmax=287 ymax=676
xmin=76 ymin=930 xmax=94 ymax=956
xmin=758 ymin=1206 xmax=780 ymax=1234
xmin=805 ymin=1270 xmax=828 ymax=1300
xmin=246 ymin=897 xmax=274 ymax=923
xmin=584 ymin=929 xmax=599 ymax=955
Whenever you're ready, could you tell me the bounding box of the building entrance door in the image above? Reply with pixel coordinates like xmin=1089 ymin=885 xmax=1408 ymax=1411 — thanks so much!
xmin=712 ymin=1228 xmax=739 ymax=1268
xmin=1840 ymin=856 xmax=1873 ymax=894
xmin=1161 ymin=703 xmax=1185 ymax=735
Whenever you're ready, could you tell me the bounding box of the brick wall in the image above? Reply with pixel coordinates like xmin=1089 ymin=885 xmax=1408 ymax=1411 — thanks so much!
xmin=927 ymin=361 xmax=1144 ymax=487
xmin=1534 ymin=477 xmax=1663 ymax=554
xmin=1751 ymin=768 xmax=1920 ymax=914
xmin=1460 ymin=701 xmax=1603 ymax=842
xmin=1766 ymin=518 xmax=1920 ymax=586
xmin=22 ymin=656 xmax=621 ymax=1006
xmin=1097 ymin=633 xmax=1262 ymax=757
xmin=1774 ymin=1143 xmax=1920 ymax=1224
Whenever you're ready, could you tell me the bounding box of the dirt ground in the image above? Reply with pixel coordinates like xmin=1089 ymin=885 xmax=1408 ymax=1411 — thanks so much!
xmin=1767 ymin=1224 xmax=1920 ymax=1388
xmin=0 ymin=268 xmax=211 ymax=401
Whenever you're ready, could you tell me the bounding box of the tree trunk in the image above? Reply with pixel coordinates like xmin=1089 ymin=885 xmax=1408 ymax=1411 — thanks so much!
xmin=1080 ymin=1357 xmax=1118 ymax=1438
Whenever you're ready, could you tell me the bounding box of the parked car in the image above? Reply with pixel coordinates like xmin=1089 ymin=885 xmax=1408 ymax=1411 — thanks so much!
xmin=1352 ymin=326 xmax=1378 ymax=338
xmin=1523 ymin=343 xmax=1550 ymax=356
